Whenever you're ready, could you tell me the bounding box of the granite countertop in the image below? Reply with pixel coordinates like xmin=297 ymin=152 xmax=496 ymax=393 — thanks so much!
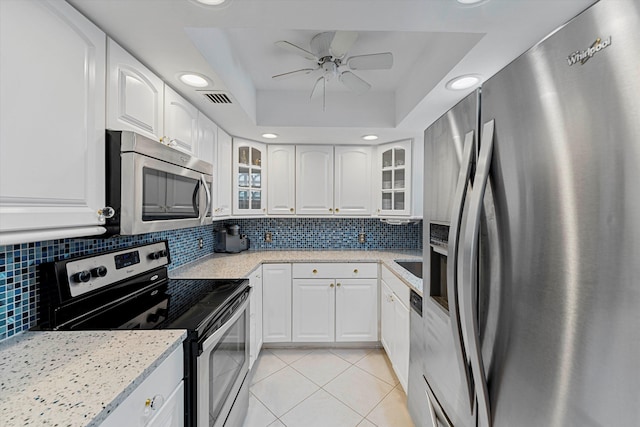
xmin=170 ymin=250 xmax=424 ymax=294
xmin=0 ymin=330 xmax=186 ymax=427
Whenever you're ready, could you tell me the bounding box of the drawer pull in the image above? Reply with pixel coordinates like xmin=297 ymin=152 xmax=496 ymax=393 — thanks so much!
xmin=312 ymin=269 xmax=318 ymax=274
xmin=353 ymin=269 xmax=359 ymax=274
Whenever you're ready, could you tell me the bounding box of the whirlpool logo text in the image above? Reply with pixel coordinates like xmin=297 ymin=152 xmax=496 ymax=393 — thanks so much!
xmin=567 ymin=36 xmax=612 ymax=66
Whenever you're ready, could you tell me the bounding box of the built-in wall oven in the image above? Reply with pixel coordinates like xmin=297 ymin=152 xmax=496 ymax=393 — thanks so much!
xmin=35 ymin=241 xmax=250 ymax=427
xmin=105 ymin=130 xmax=213 ymax=236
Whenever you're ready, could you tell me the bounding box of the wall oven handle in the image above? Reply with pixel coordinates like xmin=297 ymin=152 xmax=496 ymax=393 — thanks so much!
xmin=200 ymin=174 xmax=212 ymax=225
xmin=460 ymin=119 xmax=494 ymax=427
xmin=446 ymin=129 xmax=476 ymax=412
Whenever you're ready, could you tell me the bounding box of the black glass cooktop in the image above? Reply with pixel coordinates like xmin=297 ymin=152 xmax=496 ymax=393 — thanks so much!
xmin=161 ymin=278 xmax=249 ymax=334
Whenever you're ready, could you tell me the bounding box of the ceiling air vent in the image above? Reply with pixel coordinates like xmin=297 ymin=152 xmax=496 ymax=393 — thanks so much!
xmin=200 ymin=91 xmax=233 ymax=104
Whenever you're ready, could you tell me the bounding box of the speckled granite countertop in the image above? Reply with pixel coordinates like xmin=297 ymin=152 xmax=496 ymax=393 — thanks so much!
xmin=0 ymin=330 xmax=186 ymax=427
xmin=170 ymin=250 xmax=423 ymax=295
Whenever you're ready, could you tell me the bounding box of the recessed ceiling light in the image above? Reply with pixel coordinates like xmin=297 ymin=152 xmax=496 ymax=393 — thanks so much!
xmin=262 ymin=133 xmax=278 ymax=139
xmin=196 ymin=0 xmax=227 ymax=5
xmin=446 ymin=74 xmax=482 ymax=90
xmin=178 ymin=73 xmax=211 ymax=88
xmin=362 ymin=135 xmax=378 ymax=141
xmin=457 ymin=0 xmax=487 ymax=5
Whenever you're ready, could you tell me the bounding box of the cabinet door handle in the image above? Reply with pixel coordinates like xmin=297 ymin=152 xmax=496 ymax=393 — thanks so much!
xmin=330 ymin=283 xmax=335 ymax=288
xmin=335 ymin=208 xmax=340 ymax=213
xmin=290 ymin=208 xmax=294 ymax=212
xmin=329 ymin=208 xmax=333 ymax=212
xmin=336 ymin=282 xmax=341 ymax=287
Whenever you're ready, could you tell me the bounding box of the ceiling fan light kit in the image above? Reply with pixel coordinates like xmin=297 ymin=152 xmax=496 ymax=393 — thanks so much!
xmin=272 ymin=31 xmax=394 ymax=110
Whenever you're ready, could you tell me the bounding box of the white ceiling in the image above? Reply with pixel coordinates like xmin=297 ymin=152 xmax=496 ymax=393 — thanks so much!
xmin=69 ymin=0 xmax=596 ymax=145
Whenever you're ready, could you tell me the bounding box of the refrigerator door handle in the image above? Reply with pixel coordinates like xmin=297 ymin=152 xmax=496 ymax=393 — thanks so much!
xmin=446 ymin=129 xmax=476 ymax=412
xmin=460 ymin=119 xmax=495 ymax=427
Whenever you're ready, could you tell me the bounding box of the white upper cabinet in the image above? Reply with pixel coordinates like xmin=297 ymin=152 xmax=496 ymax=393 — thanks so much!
xmin=334 ymin=146 xmax=373 ymax=216
xmin=107 ymin=38 xmax=164 ymax=142
xmin=214 ymin=128 xmax=233 ymax=217
xmin=233 ymin=138 xmax=267 ymax=215
xmin=377 ymin=140 xmax=412 ymax=216
xmin=296 ymin=146 xmax=334 ymax=215
xmin=267 ymin=145 xmax=296 ymax=215
xmin=164 ymin=85 xmax=199 ymax=155
xmin=0 ymin=0 xmax=107 ymax=244
xmin=196 ymin=112 xmax=217 ymax=163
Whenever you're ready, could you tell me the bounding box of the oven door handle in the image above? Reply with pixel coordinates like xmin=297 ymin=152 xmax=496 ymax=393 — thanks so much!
xmin=200 ymin=174 xmax=212 ymax=225
xmin=199 ymin=290 xmax=251 ymax=354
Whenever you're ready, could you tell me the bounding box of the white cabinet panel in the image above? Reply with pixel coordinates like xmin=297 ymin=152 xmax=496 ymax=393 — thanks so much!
xmin=381 ymin=281 xmax=395 ymax=355
xmin=0 ymin=0 xmax=106 ymax=240
xmin=197 ymin=112 xmax=217 ymax=164
xmin=335 ymin=279 xmax=378 ymax=342
xmin=214 ymin=128 xmax=233 ymax=217
xmin=395 ymin=297 xmax=410 ymax=392
xmin=107 ymin=38 xmax=164 ymax=141
xmin=334 ymin=146 xmax=373 ymax=215
xmin=164 ymin=86 xmax=198 ymax=154
xmin=296 ymin=146 xmax=334 ymax=215
xmin=101 ymin=345 xmax=184 ymax=427
xmin=267 ymin=145 xmax=296 ymax=215
xmin=262 ymin=264 xmax=292 ymax=343
xmin=380 ymin=267 xmax=410 ymax=392
xmin=249 ymin=266 xmax=263 ymax=369
xmin=377 ymin=140 xmax=412 ymax=217
xmin=292 ymin=279 xmax=335 ymax=342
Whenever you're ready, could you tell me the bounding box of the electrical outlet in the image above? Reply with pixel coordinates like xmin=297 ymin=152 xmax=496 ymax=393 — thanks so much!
xmin=265 ymin=232 xmax=273 ymax=243
xmin=197 ymin=237 xmax=204 ymax=249
xmin=358 ymin=232 xmax=366 ymax=244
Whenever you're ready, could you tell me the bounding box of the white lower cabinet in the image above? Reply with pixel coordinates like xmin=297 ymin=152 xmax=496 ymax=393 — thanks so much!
xmin=262 ymin=264 xmax=292 ymax=343
xmin=291 ymin=263 xmax=378 ymax=343
xmin=380 ymin=267 xmax=410 ymax=392
xmin=101 ymin=345 xmax=184 ymax=427
xmin=249 ymin=266 xmax=263 ymax=369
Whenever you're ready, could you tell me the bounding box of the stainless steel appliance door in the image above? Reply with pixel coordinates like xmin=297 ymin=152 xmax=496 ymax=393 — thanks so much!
xmin=480 ymin=1 xmax=640 ymax=425
xmin=197 ymin=297 xmax=250 ymax=427
xmin=120 ymin=152 xmax=212 ymax=234
xmin=422 ymin=90 xmax=479 ymax=427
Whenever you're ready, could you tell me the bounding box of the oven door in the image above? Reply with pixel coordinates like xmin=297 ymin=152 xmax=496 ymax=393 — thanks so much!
xmin=197 ymin=296 xmax=250 ymax=427
xmin=120 ymin=152 xmax=212 ymax=234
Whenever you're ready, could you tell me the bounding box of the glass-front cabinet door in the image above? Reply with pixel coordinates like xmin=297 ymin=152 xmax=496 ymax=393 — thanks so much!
xmin=377 ymin=140 xmax=411 ymax=216
xmin=233 ymin=138 xmax=267 ymax=215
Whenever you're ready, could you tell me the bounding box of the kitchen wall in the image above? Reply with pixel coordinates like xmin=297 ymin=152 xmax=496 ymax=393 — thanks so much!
xmin=0 ymin=218 xmax=422 ymax=342
xmin=0 ymin=225 xmax=214 ymax=342
xmin=217 ymin=218 xmax=423 ymax=250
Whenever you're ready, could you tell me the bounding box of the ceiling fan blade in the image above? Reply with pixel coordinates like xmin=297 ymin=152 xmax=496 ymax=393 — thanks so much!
xmin=274 ymin=40 xmax=318 ymax=61
xmin=339 ymin=71 xmax=371 ymax=94
xmin=347 ymin=52 xmax=393 ymax=70
xmin=310 ymin=76 xmax=324 ymax=99
xmin=329 ymin=31 xmax=358 ymax=58
xmin=272 ymin=68 xmax=316 ymax=80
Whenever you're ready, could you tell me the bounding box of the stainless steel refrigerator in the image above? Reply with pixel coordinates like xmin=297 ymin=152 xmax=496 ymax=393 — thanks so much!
xmin=415 ymin=0 xmax=640 ymax=426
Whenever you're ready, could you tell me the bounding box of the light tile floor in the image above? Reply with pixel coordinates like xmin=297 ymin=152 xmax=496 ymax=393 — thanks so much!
xmin=243 ymin=348 xmax=415 ymax=427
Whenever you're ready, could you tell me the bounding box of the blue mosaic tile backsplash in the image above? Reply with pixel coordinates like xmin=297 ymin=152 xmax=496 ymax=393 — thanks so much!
xmin=215 ymin=218 xmax=423 ymax=250
xmin=0 ymin=225 xmax=214 ymax=342
xmin=0 ymin=217 xmax=422 ymax=342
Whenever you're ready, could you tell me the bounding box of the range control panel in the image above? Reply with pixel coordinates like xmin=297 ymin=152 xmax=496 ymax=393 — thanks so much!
xmin=65 ymin=241 xmax=169 ymax=298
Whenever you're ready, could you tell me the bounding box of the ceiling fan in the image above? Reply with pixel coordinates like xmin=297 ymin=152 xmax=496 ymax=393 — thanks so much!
xmin=272 ymin=31 xmax=393 ymax=110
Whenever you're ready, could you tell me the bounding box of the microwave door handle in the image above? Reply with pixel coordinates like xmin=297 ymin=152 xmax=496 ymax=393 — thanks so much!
xmin=200 ymin=174 xmax=212 ymax=225
xmin=460 ymin=119 xmax=494 ymax=427
xmin=192 ymin=179 xmax=201 ymax=219
xmin=446 ymin=129 xmax=476 ymax=413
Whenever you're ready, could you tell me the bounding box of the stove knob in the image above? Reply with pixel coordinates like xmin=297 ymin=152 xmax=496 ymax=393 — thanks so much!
xmin=91 ymin=266 xmax=108 ymax=278
xmin=72 ymin=271 xmax=91 ymax=283
xmin=149 ymin=251 xmax=161 ymax=260
xmin=159 ymin=249 xmax=168 ymax=258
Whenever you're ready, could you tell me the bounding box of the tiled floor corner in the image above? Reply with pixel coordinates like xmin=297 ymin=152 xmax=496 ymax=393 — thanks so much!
xmin=243 ymin=348 xmax=415 ymax=427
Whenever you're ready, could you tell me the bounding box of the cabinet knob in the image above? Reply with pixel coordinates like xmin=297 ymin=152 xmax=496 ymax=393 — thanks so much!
xmin=330 ymin=283 xmax=335 ymax=288
xmin=335 ymin=208 xmax=340 ymax=213
xmin=290 ymin=208 xmax=294 ymax=213
xmin=329 ymin=208 xmax=333 ymax=212
xmin=353 ymin=269 xmax=358 ymax=274
xmin=336 ymin=282 xmax=341 ymax=287
xmin=312 ymin=269 xmax=318 ymax=274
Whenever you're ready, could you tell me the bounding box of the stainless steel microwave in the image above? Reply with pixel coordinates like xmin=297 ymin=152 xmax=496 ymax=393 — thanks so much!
xmin=105 ymin=130 xmax=213 ymax=235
